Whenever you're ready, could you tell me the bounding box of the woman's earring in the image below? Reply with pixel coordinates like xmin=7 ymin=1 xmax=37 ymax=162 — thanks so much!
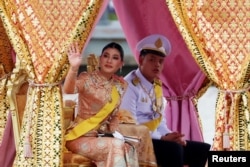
xmin=120 ymin=67 xmax=122 ymax=74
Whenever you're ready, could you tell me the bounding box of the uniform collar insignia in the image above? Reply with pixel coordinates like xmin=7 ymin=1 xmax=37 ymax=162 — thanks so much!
xmin=132 ymin=76 xmax=140 ymax=86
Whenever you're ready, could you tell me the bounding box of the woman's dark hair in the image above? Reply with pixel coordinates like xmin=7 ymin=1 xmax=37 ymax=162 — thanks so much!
xmin=101 ymin=42 xmax=124 ymax=61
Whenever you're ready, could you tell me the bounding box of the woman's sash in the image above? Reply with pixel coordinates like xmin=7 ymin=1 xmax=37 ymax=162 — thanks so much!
xmin=142 ymin=80 xmax=163 ymax=131
xmin=65 ymin=86 xmax=119 ymax=141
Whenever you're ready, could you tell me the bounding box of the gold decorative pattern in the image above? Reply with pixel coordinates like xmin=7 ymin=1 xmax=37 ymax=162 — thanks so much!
xmin=0 ymin=66 xmax=9 ymax=143
xmin=0 ymin=0 xmax=107 ymax=166
xmin=167 ymin=0 xmax=250 ymax=150
xmin=0 ymin=17 xmax=14 ymax=143
xmin=87 ymin=54 xmax=99 ymax=72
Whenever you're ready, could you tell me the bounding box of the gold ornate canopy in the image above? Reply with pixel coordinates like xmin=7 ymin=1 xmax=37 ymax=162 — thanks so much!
xmin=167 ymin=0 xmax=250 ymax=150
xmin=0 ymin=0 xmax=109 ymax=166
xmin=1 ymin=2 xmax=249 ymax=167
xmin=0 ymin=17 xmax=14 ymax=143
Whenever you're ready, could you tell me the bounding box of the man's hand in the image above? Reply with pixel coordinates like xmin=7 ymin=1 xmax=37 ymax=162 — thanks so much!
xmin=161 ymin=132 xmax=187 ymax=146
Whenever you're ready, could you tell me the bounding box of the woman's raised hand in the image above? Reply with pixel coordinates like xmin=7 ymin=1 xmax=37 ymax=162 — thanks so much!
xmin=67 ymin=43 xmax=82 ymax=70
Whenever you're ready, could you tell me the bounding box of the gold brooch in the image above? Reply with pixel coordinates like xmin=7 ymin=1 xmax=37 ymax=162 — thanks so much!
xmin=154 ymin=79 xmax=162 ymax=86
xmin=132 ymin=76 xmax=140 ymax=86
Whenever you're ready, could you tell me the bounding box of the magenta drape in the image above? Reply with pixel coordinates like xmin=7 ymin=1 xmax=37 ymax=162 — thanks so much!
xmin=113 ymin=0 xmax=205 ymax=141
xmin=0 ymin=112 xmax=15 ymax=167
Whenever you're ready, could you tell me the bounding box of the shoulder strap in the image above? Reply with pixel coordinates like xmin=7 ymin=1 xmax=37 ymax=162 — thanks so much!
xmin=65 ymin=86 xmax=120 ymax=141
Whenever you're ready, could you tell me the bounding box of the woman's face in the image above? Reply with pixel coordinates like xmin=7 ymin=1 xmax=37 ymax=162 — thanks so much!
xmin=99 ymin=48 xmax=123 ymax=75
xmin=139 ymin=53 xmax=165 ymax=82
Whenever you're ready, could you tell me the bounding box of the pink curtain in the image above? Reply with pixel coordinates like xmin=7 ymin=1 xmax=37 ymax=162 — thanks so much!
xmin=167 ymin=0 xmax=250 ymax=150
xmin=0 ymin=113 xmax=15 ymax=167
xmin=0 ymin=17 xmax=15 ymax=167
xmin=113 ymin=0 xmax=206 ymax=141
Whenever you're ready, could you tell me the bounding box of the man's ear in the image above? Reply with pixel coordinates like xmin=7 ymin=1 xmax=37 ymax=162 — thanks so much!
xmin=138 ymin=56 xmax=144 ymax=65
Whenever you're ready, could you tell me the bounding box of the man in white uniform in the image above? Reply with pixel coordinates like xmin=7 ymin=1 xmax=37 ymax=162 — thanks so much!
xmin=120 ymin=34 xmax=210 ymax=167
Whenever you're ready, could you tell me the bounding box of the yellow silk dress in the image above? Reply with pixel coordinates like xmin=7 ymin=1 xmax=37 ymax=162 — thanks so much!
xmin=65 ymin=70 xmax=139 ymax=167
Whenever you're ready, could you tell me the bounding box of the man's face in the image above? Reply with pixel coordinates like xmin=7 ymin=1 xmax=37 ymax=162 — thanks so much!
xmin=139 ymin=53 xmax=165 ymax=82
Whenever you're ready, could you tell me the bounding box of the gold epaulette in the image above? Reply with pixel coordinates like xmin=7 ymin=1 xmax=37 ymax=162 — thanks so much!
xmin=132 ymin=76 xmax=162 ymax=86
xmin=132 ymin=76 xmax=140 ymax=86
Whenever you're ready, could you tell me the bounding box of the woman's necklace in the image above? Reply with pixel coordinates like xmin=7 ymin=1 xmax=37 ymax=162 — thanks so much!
xmin=90 ymin=71 xmax=113 ymax=102
xmin=91 ymin=71 xmax=111 ymax=86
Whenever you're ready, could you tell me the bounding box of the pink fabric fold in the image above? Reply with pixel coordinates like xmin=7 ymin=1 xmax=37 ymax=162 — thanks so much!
xmin=163 ymin=71 xmax=206 ymax=141
xmin=113 ymin=0 xmax=206 ymax=141
xmin=82 ymin=0 xmax=110 ymax=52
xmin=0 ymin=112 xmax=16 ymax=167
